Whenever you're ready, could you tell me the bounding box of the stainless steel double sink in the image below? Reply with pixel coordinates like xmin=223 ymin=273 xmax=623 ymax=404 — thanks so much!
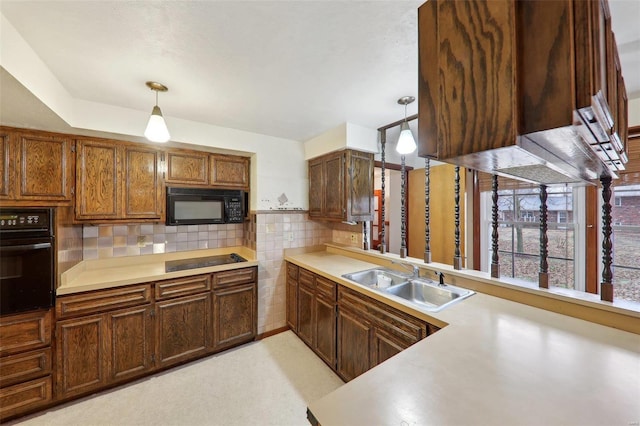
xmin=341 ymin=267 xmax=474 ymax=312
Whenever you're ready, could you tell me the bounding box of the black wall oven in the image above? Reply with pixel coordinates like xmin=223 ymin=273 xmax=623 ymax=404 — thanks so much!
xmin=0 ymin=208 xmax=55 ymax=316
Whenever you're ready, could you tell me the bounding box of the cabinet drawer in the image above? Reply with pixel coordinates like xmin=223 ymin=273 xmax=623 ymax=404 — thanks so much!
xmin=315 ymin=276 xmax=336 ymax=300
xmin=0 ymin=310 xmax=52 ymax=357
xmin=0 ymin=348 xmax=51 ymax=387
xmin=0 ymin=375 xmax=52 ymax=421
xmin=338 ymin=287 xmax=427 ymax=344
xmin=213 ymin=267 xmax=256 ymax=289
xmin=56 ymin=284 xmax=152 ymax=319
xmin=287 ymin=262 xmax=299 ymax=280
xmin=155 ymin=275 xmax=211 ymax=300
xmin=299 ymin=268 xmax=315 ymax=289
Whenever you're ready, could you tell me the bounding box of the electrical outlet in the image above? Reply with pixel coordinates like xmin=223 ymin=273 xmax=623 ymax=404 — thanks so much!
xmin=350 ymin=233 xmax=357 ymax=243
xmin=285 ymin=232 xmax=294 ymax=242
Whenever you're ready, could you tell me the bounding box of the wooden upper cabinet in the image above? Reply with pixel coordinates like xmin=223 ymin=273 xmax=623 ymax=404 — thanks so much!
xmin=209 ymin=154 xmax=249 ymax=189
xmin=75 ymin=139 xmax=120 ymax=219
xmin=0 ymin=128 xmax=73 ymax=204
xmin=123 ymin=146 xmax=162 ymax=219
xmin=164 ymin=149 xmax=209 ymax=185
xmin=75 ymin=138 xmax=162 ymax=222
xmin=0 ymin=132 xmax=11 ymax=199
xmin=308 ymin=149 xmax=373 ymax=222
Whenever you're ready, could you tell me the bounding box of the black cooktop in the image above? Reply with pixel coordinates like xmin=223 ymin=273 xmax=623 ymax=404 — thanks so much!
xmin=165 ymin=253 xmax=247 ymax=273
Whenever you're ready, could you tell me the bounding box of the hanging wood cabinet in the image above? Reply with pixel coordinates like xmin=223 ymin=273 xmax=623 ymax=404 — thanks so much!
xmin=308 ymin=149 xmax=374 ymax=222
xmin=418 ymin=0 xmax=628 ymax=184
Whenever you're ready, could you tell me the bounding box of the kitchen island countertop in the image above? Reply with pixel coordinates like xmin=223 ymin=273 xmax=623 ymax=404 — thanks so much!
xmin=286 ymin=248 xmax=640 ymax=426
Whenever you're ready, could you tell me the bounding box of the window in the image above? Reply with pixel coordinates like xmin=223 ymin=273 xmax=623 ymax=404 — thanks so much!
xmin=611 ymin=184 xmax=640 ymax=303
xmin=481 ymin=186 xmax=578 ymax=290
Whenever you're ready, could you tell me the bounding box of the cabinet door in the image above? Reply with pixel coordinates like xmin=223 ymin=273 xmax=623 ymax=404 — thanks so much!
xmin=0 ymin=132 xmax=11 ymax=199
xmin=17 ymin=133 xmax=73 ymax=201
xmin=286 ymin=277 xmax=298 ymax=332
xmin=337 ymin=307 xmax=372 ymax=382
xmin=165 ymin=150 xmax=209 ymax=185
xmin=297 ymin=284 xmax=315 ymax=347
xmin=323 ymin=152 xmax=345 ymax=219
xmin=56 ymin=314 xmax=107 ymax=398
xmin=123 ymin=146 xmax=162 ymax=219
xmin=108 ymin=306 xmax=154 ymax=382
xmin=212 ymin=282 xmax=256 ymax=351
xmin=308 ymin=158 xmax=324 ymax=217
xmin=313 ymin=295 xmax=336 ymax=368
xmin=371 ymin=327 xmax=409 ymax=367
xmin=0 ymin=310 xmax=52 ymax=357
xmin=75 ymin=140 xmax=120 ymax=219
xmin=209 ymin=155 xmax=249 ymax=189
xmin=346 ymin=151 xmax=374 ymax=221
xmin=0 ymin=348 xmax=51 ymax=388
xmin=0 ymin=376 xmax=52 ymax=422
xmin=155 ymin=293 xmax=211 ymax=368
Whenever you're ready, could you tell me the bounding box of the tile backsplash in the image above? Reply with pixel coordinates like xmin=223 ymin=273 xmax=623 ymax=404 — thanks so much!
xmin=82 ymin=223 xmax=244 ymax=260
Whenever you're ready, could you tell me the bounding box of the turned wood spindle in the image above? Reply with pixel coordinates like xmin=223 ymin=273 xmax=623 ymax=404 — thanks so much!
xmin=424 ymin=158 xmax=431 ymax=263
xmin=600 ymin=176 xmax=614 ymax=302
xmin=453 ymin=166 xmax=462 ymax=270
xmin=379 ymin=130 xmax=387 ymax=254
xmin=400 ymin=154 xmax=407 ymax=258
xmin=539 ymin=185 xmax=549 ymax=289
xmin=491 ymin=175 xmax=500 ymax=278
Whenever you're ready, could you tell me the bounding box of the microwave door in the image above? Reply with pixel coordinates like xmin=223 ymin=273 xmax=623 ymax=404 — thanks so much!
xmin=173 ymin=198 xmax=224 ymax=224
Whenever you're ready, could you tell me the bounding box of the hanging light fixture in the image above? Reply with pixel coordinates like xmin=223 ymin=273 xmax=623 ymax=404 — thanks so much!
xmin=396 ymin=96 xmax=417 ymax=154
xmin=144 ymin=81 xmax=170 ymax=143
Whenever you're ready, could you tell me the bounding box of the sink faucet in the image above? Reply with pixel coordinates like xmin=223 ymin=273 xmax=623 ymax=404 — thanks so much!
xmin=434 ymin=271 xmax=445 ymax=286
xmin=391 ymin=260 xmax=420 ymax=278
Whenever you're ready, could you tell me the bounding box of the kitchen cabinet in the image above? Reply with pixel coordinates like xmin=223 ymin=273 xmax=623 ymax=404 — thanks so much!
xmin=209 ymin=154 xmax=250 ymax=190
xmin=286 ymin=263 xmax=299 ymax=332
xmin=418 ymin=0 xmax=627 ymax=183
xmin=0 ymin=127 xmax=73 ymax=204
xmin=164 ymin=149 xmax=209 ymax=185
xmin=308 ymin=149 xmax=374 ymax=222
xmin=55 ymin=285 xmax=154 ymax=399
xmin=75 ymin=138 xmax=162 ymax=222
xmin=313 ymin=277 xmax=336 ymax=368
xmin=336 ymin=305 xmax=372 ymax=382
xmin=297 ymin=269 xmax=316 ymax=347
xmin=212 ymin=267 xmax=257 ymax=351
xmin=0 ymin=310 xmax=53 ymax=421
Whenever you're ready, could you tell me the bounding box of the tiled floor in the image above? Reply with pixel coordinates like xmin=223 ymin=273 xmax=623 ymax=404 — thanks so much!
xmin=10 ymin=331 xmax=344 ymax=426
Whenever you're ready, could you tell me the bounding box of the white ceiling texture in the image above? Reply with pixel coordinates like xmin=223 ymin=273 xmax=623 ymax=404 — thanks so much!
xmin=1 ymin=0 xmax=638 ymax=144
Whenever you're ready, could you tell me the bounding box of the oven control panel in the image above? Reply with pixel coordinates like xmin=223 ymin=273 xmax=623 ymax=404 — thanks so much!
xmin=0 ymin=210 xmax=51 ymax=232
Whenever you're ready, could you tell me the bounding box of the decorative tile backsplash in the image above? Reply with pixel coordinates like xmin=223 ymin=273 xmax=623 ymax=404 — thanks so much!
xmin=82 ymin=223 xmax=244 ymax=260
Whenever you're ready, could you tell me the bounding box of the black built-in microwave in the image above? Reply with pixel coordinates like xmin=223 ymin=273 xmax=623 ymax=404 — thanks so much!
xmin=166 ymin=187 xmax=246 ymax=226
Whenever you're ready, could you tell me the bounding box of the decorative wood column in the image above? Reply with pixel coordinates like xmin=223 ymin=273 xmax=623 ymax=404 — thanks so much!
xmin=453 ymin=166 xmax=462 ymax=270
xmin=379 ymin=130 xmax=387 ymax=254
xmin=491 ymin=175 xmax=500 ymax=278
xmin=600 ymin=176 xmax=614 ymax=302
xmin=539 ymin=185 xmax=549 ymax=288
xmin=399 ymin=154 xmax=407 ymax=258
xmin=424 ymin=158 xmax=431 ymax=263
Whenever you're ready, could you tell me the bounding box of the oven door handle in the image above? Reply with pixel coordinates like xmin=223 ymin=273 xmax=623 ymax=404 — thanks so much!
xmin=1 ymin=242 xmax=52 ymax=252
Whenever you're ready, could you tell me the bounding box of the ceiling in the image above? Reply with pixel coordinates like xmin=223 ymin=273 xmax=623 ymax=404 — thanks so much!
xmin=1 ymin=0 xmax=639 ymax=143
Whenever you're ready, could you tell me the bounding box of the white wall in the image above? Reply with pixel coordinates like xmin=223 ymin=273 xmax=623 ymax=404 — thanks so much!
xmin=629 ymin=98 xmax=640 ymax=127
xmin=304 ymin=122 xmax=378 ymax=160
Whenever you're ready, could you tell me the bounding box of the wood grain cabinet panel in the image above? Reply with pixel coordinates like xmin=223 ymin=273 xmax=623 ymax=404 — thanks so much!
xmin=0 ymin=132 xmax=11 ymax=199
xmin=123 ymin=146 xmax=162 ymax=219
xmin=155 ymin=275 xmax=211 ymax=301
xmin=308 ymin=149 xmax=373 ymax=222
xmin=297 ymin=284 xmax=315 ymax=347
xmin=165 ymin=149 xmax=209 ymax=185
xmin=337 ymin=307 xmax=372 ymax=382
xmin=0 ymin=348 xmax=51 ymax=388
xmin=209 ymin=154 xmax=249 ymax=189
xmin=371 ymin=327 xmax=408 ymax=367
xmin=313 ymin=294 xmax=336 ymax=368
xmin=286 ymin=276 xmax=298 ymax=332
xmin=75 ymin=139 xmax=120 ymax=219
xmin=155 ymin=293 xmax=211 ymax=368
xmin=213 ymin=267 xmax=256 ymax=289
xmin=212 ymin=283 xmax=256 ymax=351
xmin=0 ymin=310 xmax=52 ymax=357
xmin=108 ymin=306 xmax=154 ymax=382
xmin=56 ymin=314 xmax=106 ymax=398
xmin=17 ymin=133 xmax=73 ymax=201
xmin=56 ymin=285 xmax=152 ymax=319
xmin=0 ymin=376 xmax=52 ymax=421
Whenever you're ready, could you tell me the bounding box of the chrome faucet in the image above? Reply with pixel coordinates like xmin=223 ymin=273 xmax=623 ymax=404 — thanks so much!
xmin=434 ymin=271 xmax=445 ymax=286
xmin=391 ymin=260 xmax=420 ymax=278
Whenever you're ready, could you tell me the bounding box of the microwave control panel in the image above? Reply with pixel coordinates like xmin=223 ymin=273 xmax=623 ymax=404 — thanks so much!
xmin=226 ymin=198 xmax=244 ymax=223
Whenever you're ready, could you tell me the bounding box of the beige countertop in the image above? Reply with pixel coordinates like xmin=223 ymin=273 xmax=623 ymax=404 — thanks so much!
xmin=286 ymin=248 xmax=640 ymax=426
xmin=58 ymin=247 xmax=258 ymax=295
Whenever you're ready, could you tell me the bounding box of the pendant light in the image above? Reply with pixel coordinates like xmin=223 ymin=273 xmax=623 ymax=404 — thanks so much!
xmin=144 ymin=81 xmax=170 ymax=143
xmin=396 ymin=96 xmax=417 ymax=154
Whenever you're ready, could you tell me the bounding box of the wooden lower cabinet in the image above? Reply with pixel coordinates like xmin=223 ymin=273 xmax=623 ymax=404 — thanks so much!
xmin=371 ymin=327 xmax=408 ymax=367
xmin=286 ymin=263 xmax=299 ymax=332
xmin=213 ymin=283 xmax=256 ymax=351
xmin=0 ymin=376 xmax=52 ymax=420
xmin=155 ymin=293 xmax=210 ymax=368
xmin=108 ymin=306 xmax=154 ymax=382
xmin=297 ymin=284 xmax=315 ymax=347
xmin=337 ymin=307 xmax=372 ymax=382
xmin=313 ymin=294 xmax=336 ymax=368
